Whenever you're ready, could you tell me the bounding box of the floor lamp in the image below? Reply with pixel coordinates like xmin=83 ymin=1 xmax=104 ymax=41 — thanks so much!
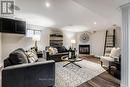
xmin=32 ymin=35 xmax=40 ymax=52
xmin=71 ymin=40 xmax=76 ymax=49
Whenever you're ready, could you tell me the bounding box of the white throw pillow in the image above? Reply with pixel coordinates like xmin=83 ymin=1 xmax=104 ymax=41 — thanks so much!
xmin=53 ymin=48 xmax=58 ymax=54
xmin=48 ymin=47 xmax=54 ymax=55
xmin=30 ymin=50 xmax=38 ymax=61
xmin=26 ymin=50 xmax=38 ymax=63
xmin=28 ymin=56 xmax=35 ymax=63
xmin=48 ymin=47 xmax=58 ymax=55
xmin=109 ymin=47 xmax=120 ymax=58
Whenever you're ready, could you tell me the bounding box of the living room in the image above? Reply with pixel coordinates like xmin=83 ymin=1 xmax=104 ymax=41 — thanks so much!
xmin=0 ymin=0 xmax=130 ymax=87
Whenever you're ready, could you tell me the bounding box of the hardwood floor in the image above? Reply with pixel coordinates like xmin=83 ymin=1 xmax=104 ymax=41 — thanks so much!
xmin=78 ymin=55 xmax=120 ymax=87
xmin=79 ymin=55 xmax=101 ymax=64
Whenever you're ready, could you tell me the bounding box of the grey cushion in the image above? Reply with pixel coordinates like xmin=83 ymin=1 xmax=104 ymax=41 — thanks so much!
xmin=56 ymin=46 xmax=68 ymax=53
xmin=9 ymin=49 xmax=28 ymax=65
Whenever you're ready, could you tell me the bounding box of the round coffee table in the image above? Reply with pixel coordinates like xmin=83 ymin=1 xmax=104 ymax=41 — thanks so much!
xmin=61 ymin=55 xmax=82 ymax=68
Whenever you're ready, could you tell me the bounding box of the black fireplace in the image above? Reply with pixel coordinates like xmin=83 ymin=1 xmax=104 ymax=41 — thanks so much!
xmin=79 ymin=45 xmax=90 ymax=54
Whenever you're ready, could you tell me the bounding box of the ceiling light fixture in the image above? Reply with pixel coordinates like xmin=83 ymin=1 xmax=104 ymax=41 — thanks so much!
xmin=45 ymin=2 xmax=50 ymax=8
xmin=94 ymin=22 xmax=97 ymax=25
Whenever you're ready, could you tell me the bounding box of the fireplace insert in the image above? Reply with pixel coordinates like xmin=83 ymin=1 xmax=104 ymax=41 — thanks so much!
xmin=79 ymin=45 xmax=90 ymax=54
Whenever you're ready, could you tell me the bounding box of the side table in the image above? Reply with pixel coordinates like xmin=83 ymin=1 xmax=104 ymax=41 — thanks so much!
xmin=109 ymin=61 xmax=121 ymax=79
xmin=37 ymin=51 xmax=43 ymax=58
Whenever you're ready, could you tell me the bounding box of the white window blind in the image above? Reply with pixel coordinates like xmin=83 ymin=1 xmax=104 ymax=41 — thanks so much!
xmin=26 ymin=29 xmax=41 ymax=37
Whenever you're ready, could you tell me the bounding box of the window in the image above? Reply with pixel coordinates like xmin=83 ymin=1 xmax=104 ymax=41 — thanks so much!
xmin=26 ymin=29 xmax=34 ymax=37
xmin=26 ymin=29 xmax=41 ymax=38
xmin=35 ymin=30 xmax=41 ymax=36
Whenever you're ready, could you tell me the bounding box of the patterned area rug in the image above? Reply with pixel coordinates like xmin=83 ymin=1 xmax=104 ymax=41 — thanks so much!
xmin=55 ymin=60 xmax=105 ymax=87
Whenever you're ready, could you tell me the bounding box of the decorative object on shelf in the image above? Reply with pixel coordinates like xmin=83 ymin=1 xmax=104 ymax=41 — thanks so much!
xmin=50 ymin=34 xmax=63 ymax=47
xmin=32 ymin=35 xmax=41 ymax=52
xmin=80 ymin=32 xmax=89 ymax=43
xmin=71 ymin=39 xmax=76 ymax=49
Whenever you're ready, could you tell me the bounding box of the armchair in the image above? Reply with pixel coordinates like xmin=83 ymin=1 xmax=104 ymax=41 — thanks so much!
xmin=100 ymin=47 xmax=120 ymax=67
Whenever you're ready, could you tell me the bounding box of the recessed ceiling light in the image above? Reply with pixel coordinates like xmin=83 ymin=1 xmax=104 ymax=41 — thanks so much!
xmin=94 ymin=22 xmax=97 ymax=25
xmin=45 ymin=2 xmax=50 ymax=8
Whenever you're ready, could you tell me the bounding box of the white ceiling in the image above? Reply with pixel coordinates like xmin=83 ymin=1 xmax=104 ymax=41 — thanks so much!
xmin=15 ymin=0 xmax=130 ymax=32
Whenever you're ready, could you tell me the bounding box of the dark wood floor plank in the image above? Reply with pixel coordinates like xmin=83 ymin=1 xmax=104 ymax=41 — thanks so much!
xmin=93 ymin=75 xmax=118 ymax=87
xmin=99 ymin=72 xmax=120 ymax=85
xmin=77 ymin=56 xmax=120 ymax=87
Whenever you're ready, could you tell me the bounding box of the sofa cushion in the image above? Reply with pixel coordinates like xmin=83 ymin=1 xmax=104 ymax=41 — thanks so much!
xmin=56 ymin=46 xmax=68 ymax=53
xmin=53 ymin=48 xmax=58 ymax=54
xmin=26 ymin=49 xmax=38 ymax=63
xmin=109 ymin=47 xmax=120 ymax=58
xmin=50 ymin=52 xmax=68 ymax=56
xmin=100 ymin=56 xmax=114 ymax=67
xmin=48 ymin=47 xmax=53 ymax=55
xmin=100 ymin=56 xmax=114 ymax=61
xmin=9 ymin=48 xmax=28 ymax=65
xmin=48 ymin=47 xmax=58 ymax=55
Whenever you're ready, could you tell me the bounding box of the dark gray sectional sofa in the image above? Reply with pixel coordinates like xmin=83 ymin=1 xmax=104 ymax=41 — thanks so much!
xmin=2 ymin=48 xmax=55 ymax=87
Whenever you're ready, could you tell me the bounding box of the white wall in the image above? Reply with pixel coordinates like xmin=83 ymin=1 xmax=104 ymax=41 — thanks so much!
xmin=77 ymin=29 xmax=121 ymax=56
xmin=1 ymin=29 xmax=76 ymax=61
xmin=1 ymin=29 xmax=50 ymax=60
xmin=63 ymin=30 xmax=77 ymax=49
xmin=38 ymin=29 xmax=50 ymax=50
xmin=2 ymin=33 xmax=33 ymax=60
xmin=116 ymin=29 xmax=121 ymax=47
xmin=49 ymin=29 xmax=77 ymax=49
xmin=76 ymin=30 xmax=105 ymax=56
xmin=1 ymin=28 xmax=120 ymax=60
xmin=90 ymin=31 xmax=106 ymax=56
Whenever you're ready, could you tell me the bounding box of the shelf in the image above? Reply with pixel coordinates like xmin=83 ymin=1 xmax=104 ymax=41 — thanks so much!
xmin=50 ymin=34 xmax=63 ymax=37
xmin=50 ymin=40 xmax=63 ymax=41
xmin=106 ymin=46 xmax=114 ymax=47
xmin=50 ymin=34 xmax=63 ymax=47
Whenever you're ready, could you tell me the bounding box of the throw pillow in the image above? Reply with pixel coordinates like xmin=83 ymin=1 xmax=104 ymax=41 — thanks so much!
xmin=30 ymin=49 xmax=38 ymax=61
xmin=9 ymin=48 xmax=28 ymax=65
xmin=26 ymin=49 xmax=38 ymax=63
xmin=48 ymin=47 xmax=58 ymax=55
xmin=56 ymin=46 xmax=67 ymax=53
xmin=52 ymin=48 xmax=58 ymax=54
xmin=109 ymin=47 xmax=120 ymax=59
xmin=27 ymin=56 xmax=36 ymax=63
xmin=48 ymin=47 xmax=54 ymax=55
